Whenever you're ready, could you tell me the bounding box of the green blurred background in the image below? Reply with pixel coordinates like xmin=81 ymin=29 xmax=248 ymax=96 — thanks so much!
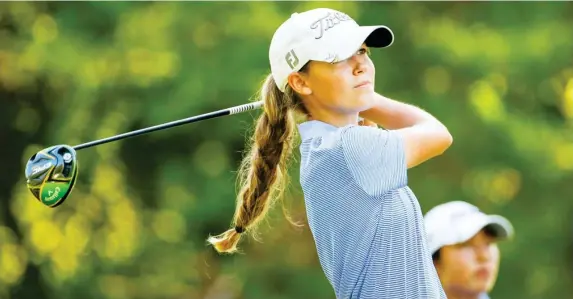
xmin=1 ymin=1 xmax=572 ymax=299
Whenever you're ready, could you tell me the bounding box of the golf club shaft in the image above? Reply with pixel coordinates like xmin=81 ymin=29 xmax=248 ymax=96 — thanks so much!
xmin=73 ymin=101 xmax=264 ymax=151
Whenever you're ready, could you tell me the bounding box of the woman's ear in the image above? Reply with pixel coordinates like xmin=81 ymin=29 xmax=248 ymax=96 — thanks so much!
xmin=287 ymin=72 xmax=312 ymax=96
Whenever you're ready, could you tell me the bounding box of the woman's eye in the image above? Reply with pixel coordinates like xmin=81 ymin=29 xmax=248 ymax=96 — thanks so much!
xmin=357 ymin=47 xmax=370 ymax=55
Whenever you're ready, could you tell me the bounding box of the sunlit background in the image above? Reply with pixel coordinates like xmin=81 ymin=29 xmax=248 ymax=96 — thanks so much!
xmin=1 ymin=2 xmax=572 ymax=299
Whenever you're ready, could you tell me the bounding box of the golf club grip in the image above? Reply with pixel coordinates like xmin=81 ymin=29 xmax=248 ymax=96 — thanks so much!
xmin=73 ymin=101 xmax=264 ymax=150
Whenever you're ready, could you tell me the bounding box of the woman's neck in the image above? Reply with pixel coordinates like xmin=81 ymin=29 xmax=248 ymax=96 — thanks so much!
xmin=307 ymin=111 xmax=360 ymax=127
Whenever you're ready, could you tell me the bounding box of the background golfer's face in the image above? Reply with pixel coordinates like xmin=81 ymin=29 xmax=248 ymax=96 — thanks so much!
xmin=436 ymin=229 xmax=501 ymax=294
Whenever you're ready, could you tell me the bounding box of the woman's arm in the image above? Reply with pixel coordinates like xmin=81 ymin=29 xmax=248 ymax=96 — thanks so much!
xmin=359 ymin=94 xmax=453 ymax=168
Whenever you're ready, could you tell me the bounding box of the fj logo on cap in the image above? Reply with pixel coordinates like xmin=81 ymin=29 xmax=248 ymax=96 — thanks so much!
xmin=310 ymin=11 xmax=352 ymax=39
xmin=285 ymin=49 xmax=299 ymax=70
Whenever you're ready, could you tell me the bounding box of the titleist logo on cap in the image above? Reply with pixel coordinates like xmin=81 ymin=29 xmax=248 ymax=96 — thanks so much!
xmin=310 ymin=11 xmax=352 ymax=39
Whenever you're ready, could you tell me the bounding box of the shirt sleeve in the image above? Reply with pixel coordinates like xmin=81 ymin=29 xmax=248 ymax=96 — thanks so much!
xmin=340 ymin=125 xmax=408 ymax=197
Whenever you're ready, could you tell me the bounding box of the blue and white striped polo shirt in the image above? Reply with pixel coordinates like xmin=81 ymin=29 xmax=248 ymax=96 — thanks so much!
xmin=298 ymin=120 xmax=446 ymax=299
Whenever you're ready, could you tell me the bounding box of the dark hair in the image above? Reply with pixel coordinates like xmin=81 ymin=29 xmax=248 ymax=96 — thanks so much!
xmin=432 ymin=250 xmax=441 ymax=262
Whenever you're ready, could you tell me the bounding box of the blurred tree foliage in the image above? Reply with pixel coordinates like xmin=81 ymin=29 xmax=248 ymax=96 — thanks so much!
xmin=1 ymin=2 xmax=572 ymax=299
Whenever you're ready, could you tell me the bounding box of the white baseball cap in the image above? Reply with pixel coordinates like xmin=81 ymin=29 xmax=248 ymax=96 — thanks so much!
xmin=269 ymin=8 xmax=394 ymax=92
xmin=424 ymin=201 xmax=515 ymax=255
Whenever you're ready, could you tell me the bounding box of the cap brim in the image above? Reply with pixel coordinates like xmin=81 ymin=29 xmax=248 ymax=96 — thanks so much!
xmin=362 ymin=25 xmax=394 ymax=48
xmin=309 ymin=25 xmax=394 ymax=64
xmin=460 ymin=214 xmax=515 ymax=244
xmin=429 ymin=213 xmax=514 ymax=255
xmin=483 ymin=215 xmax=515 ymax=239
xmin=339 ymin=25 xmax=394 ymax=61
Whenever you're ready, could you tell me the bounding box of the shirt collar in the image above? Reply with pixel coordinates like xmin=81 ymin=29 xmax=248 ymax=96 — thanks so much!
xmin=297 ymin=120 xmax=339 ymax=141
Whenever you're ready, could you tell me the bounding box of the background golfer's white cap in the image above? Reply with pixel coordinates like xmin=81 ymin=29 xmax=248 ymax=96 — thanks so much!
xmin=269 ymin=8 xmax=394 ymax=92
xmin=424 ymin=201 xmax=515 ymax=255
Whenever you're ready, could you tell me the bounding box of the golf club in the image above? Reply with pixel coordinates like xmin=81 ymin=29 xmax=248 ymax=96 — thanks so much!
xmin=24 ymin=100 xmax=264 ymax=208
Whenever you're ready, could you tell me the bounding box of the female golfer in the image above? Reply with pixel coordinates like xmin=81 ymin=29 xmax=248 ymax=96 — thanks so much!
xmin=208 ymin=7 xmax=452 ymax=298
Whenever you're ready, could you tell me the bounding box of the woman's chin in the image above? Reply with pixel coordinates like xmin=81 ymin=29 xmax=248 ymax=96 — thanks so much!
xmin=356 ymin=93 xmax=377 ymax=110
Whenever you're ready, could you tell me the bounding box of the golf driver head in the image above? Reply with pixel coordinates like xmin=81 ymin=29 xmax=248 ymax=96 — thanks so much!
xmin=25 ymin=144 xmax=78 ymax=208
